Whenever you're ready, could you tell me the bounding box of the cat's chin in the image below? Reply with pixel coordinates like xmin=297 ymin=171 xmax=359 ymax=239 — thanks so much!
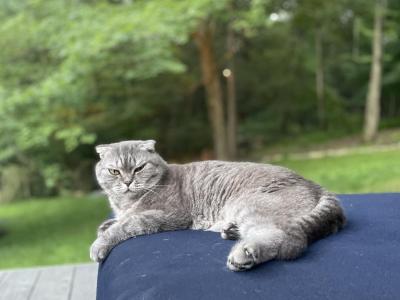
xmin=113 ymin=190 xmax=134 ymax=197
xmin=126 ymin=188 xmax=143 ymax=196
xmin=111 ymin=187 xmax=130 ymax=195
xmin=111 ymin=187 xmax=144 ymax=197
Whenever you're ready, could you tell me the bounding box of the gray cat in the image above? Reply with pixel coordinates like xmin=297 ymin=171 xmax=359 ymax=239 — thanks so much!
xmin=90 ymin=140 xmax=345 ymax=271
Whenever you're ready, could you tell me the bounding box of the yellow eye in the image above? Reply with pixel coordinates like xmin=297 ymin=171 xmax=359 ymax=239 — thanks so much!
xmin=108 ymin=169 xmax=120 ymax=175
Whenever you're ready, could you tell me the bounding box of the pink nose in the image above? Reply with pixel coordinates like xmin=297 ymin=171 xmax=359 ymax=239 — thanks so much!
xmin=124 ymin=179 xmax=133 ymax=186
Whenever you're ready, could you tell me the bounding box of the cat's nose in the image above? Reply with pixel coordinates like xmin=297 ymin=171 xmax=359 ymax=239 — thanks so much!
xmin=123 ymin=179 xmax=133 ymax=186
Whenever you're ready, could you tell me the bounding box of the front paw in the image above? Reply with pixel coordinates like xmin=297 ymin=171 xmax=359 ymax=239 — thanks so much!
xmin=221 ymin=223 xmax=240 ymax=240
xmin=90 ymin=237 xmax=112 ymax=262
xmin=97 ymin=219 xmax=117 ymax=236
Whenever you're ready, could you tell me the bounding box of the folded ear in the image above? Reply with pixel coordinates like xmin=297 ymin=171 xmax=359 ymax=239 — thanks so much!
xmin=95 ymin=144 xmax=112 ymax=159
xmin=138 ymin=140 xmax=156 ymax=152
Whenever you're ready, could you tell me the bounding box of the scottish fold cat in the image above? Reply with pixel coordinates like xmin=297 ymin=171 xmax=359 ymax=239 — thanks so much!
xmin=90 ymin=140 xmax=345 ymax=271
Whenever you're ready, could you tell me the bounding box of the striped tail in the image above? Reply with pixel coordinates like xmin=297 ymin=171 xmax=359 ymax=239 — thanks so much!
xmin=299 ymin=192 xmax=346 ymax=243
xmin=278 ymin=192 xmax=346 ymax=259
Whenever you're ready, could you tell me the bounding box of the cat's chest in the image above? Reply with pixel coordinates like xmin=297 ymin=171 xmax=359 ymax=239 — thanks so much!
xmin=110 ymin=195 xmax=141 ymax=217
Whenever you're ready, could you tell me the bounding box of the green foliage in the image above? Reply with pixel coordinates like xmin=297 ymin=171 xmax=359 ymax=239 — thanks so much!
xmin=0 ymin=0 xmax=399 ymax=199
xmin=0 ymin=0 xmax=222 ymax=196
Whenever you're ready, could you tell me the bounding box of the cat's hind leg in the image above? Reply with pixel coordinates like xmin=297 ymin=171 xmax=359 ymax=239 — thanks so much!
xmin=227 ymin=223 xmax=283 ymax=271
xmin=226 ymin=222 xmax=306 ymax=271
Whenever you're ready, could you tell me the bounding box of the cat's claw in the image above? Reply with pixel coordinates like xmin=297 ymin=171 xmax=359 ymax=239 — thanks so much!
xmin=90 ymin=237 xmax=112 ymax=262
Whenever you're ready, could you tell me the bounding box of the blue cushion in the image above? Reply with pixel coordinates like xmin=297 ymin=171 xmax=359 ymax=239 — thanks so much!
xmin=97 ymin=193 xmax=400 ymax=300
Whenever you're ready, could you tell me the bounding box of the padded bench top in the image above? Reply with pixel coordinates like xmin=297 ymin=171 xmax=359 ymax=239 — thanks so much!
xmin=97 ymin=193 xmax=400 ymax=300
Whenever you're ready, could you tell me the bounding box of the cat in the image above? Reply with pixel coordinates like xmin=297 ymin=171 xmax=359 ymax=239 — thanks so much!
xmin=90 ymin=140 xmax=345 ymax=271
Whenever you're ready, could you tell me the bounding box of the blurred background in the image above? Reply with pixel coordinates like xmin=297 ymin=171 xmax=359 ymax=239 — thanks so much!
xmin=0 ymin=0 xmax=399 ymax=269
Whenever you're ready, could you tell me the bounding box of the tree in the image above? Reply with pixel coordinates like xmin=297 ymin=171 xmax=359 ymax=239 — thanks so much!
xmin=363 ymin=0 xmax=386 ymax=142
xmin=194 ymin=21 xmax=229 ymax=160
xmin=193 ymin=0 xmax=270 ymax=159
xmin=1 ymin=0 xmax=400 ymax=200
xmin=225 ymin=23 xmax=239 ymax=160
xmin=290 ymin=0 xmax=356 ymax=128
xmin=0 ymin=0 xmax=194 ymax=195
xmin=314 ymin=26 xmax=325 ymax=127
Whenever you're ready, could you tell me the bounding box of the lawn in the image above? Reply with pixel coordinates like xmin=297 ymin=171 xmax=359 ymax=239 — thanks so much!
xmin=275 ymin=149 xmax=400 ymax=193
xmin=0 ymin=149 xmax=399 ymax=270
xmin=0 ymin=196 xmax=109 ymax=269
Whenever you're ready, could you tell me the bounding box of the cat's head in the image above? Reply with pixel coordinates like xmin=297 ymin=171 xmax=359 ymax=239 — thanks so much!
xmin=95 ymin=140 xmax=167 ymax=197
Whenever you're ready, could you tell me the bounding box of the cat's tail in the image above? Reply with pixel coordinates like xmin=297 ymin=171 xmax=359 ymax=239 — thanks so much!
xmin=299 ymin=191 xmax=346 ymax=242
xmin=279 ymin=191 xmax=346 ymax=259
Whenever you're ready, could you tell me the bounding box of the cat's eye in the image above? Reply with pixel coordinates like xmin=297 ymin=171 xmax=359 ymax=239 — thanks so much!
xmin=108 ymin=169 xmax=120 ymax=176
xmin=134 ymin=164 xmax=146 ymax=173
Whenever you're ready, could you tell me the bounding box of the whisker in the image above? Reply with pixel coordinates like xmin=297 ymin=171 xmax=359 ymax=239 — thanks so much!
xmin=135 ymin=185 xmax=162 ymax=200
xmin=141 ymin=188 xmax=162 ymax=200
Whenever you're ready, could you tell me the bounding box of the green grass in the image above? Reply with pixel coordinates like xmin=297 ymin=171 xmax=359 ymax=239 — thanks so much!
xmin=276 ymin=150 xmax=400 ymax=193
xmin=0 ymin=196 xmax=109 ymax=269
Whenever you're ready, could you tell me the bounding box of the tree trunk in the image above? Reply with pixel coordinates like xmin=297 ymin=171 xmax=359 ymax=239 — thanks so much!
xmin=389 ymin=94 xmax=396 ymax=117
xmin=363 ymin=0 xmax=385 ymax=142
xmin=194 ymin=21 xmax=229 ymax=160
xmin=352 ymin=17 xmax=360 ymax=59
xmin=226 ymin=25 xmax=238 ymax=160
xmin=315 ymin=27 xmax=325 ymax=128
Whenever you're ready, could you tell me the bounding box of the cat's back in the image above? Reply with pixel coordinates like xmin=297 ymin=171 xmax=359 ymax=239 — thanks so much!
xmin=173 ymin=160 xmax=298 ymax=186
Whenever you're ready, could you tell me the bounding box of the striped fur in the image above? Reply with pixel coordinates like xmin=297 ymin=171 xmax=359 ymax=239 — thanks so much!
xmin=90 ymin=140 xmax=346 ymax=271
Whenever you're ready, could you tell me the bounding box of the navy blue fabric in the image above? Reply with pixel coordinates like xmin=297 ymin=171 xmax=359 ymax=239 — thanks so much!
xmin=97 ymin=193 xmax=400 ymax=300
